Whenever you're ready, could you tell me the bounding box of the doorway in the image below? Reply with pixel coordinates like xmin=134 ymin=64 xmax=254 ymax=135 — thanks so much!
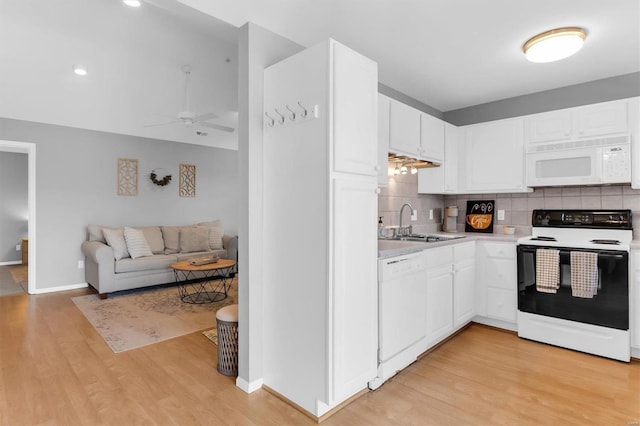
xmin=0 ymin=140 xmax=36 ymax=294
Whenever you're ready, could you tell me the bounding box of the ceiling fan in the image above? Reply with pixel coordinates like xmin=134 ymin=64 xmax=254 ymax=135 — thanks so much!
xmin=146 ymin=65 xmax=235 ymax=133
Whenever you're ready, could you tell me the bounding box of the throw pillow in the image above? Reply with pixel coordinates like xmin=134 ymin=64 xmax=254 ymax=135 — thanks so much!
xmin=162 ymin=226 xmax=181 ymax=254
xmin=124 ymin=227 xmax=153 ymax=259
xmin=140 ymin=226 xmax=164 ymax=254
xmin=197 ymin=220 xmax=223 ymax=229
xmin=87 ymin=224 xmax=107 ymax=243
xmin=103 ymin=228 xmax=130 ymax=260
xmin=206 ymin=226 xmax=224 ymax=250
xmin=179 ymin=227 xmax=211 ymax=253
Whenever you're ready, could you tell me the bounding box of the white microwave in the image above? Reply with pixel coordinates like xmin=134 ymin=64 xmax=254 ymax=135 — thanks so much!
xmin=525 ymin=135 xmax=631 ymax=187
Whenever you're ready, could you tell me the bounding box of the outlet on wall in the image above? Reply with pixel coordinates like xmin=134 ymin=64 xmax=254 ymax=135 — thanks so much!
xmin=77 ymin=260 xmax=84 ymax=269
xmin=497 ymin=210 xmax=505 ymax=220
xmin=15 ymin=244 xmax=20 ymax=251
xmin=411 ymin=209 xmax=417 ymax=221
xmin=429 ymin=209 xmax=433 ymax=220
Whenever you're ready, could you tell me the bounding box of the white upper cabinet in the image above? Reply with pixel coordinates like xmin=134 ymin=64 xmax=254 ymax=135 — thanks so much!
xmin=420 ymin=112 xmax=445 ymax=163
xmin=525 ymin=99 xmax=629 ymax=145
xmin=378 ymin=94 xmax=390 ymax=186
xmin=630 ymin=98 xmax=640 ymax=188
xmin=389 ymin=99 xmax=421 ymax=157
xmin=461 ymin=118 xmax=529 ymax=192
xmin=333 ymin=43 xmax=378 ymax=177
xmin=417 ymin=122 xmax=459 ymax=194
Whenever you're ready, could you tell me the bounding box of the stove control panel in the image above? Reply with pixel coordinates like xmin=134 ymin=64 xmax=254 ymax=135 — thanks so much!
xmin=532 ymin=209 xmax=632 ymax=229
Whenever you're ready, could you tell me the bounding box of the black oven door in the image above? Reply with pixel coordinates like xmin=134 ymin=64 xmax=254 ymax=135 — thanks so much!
xmin=517 ymin=244 xmax=628 ymax=330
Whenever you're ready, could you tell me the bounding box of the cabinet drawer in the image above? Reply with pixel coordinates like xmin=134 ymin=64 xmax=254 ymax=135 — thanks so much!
xmin=453 ymin=242 xmax=475 ymax=262
xmin=485 ymin=258 xmax=516 ymax=290
xmin=425 ymin=246 xmax=453 ymax=268
xmin=487 ymin=288 xmax=516 ymax=322
xmin=483 ymin=242 xmax=515 ymax=259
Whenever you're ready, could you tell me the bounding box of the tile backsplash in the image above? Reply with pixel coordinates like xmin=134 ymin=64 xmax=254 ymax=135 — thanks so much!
xmin=379 ymin=174 xmax=640 ymax=237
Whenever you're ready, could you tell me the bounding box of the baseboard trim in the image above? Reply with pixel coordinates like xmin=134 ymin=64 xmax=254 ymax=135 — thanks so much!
xmin=263 ymin=384 xmax=368 ymax=423
xmin=0 ymin=261 xmax=22 ymax=266
xmin=32 ymin=282 xmax=88 ymax=294
xmin=235 ymin=376 xmax=263 ymax=393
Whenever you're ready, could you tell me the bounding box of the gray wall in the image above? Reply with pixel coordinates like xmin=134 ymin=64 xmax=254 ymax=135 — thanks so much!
xmin=0 ymin=118 xmax=238 ymax=290
xmin=0 ymin=152 xmax=28 ymax=263
xmin=379 ymin=83 xmax=444 ymax=119
xmin=444 ymin=72 xmax=640 ymax=125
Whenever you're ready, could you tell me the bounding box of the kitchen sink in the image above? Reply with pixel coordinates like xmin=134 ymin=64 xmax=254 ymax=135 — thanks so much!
xmin=382 ymin=234 xmax=466 ymax=243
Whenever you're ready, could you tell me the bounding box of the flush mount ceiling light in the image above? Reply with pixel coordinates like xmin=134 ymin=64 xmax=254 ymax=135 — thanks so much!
xmin=72 ymin=64 xmax=88 ymax=76
xmin=123 ymin=0 xmax=141 ymax=7
xmin=523 ymin=27 xmax=587 ymax=63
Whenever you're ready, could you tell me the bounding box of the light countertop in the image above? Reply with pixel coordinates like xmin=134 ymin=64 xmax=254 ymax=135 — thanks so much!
xmin=378 ymin=232 xmax=522 ymax=258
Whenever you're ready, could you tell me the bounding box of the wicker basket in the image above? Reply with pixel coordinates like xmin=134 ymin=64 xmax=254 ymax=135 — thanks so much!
xmin=216 ymin=305 xmax=239 ymax=376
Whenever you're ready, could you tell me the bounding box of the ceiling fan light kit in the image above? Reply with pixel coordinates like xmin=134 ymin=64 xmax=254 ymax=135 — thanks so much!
xmin=123 ymin=0 xmax=141 ymax=7
xmin=523 ymin=27 xmax=587 ymax=63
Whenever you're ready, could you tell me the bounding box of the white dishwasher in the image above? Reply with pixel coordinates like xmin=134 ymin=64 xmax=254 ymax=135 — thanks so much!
xmin=370 ymin=250 xmax=427 ymax=389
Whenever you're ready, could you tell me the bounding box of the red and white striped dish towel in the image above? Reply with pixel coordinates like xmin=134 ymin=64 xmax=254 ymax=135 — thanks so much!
xmin=536 ymin=248 xmax=559 ymax=293
xmin=570 ymin=251 xmax=598 ymax=298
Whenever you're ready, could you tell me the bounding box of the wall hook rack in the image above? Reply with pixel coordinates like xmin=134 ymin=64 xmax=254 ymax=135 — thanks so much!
xmin=264 ymin=101 xmax=319 ymax=129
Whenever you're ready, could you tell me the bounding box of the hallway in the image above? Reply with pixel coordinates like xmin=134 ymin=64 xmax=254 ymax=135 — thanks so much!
xmin=0 ymin=265 xmax=27 ymax=296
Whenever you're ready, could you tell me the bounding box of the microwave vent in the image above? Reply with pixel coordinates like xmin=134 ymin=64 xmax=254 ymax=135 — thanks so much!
xmin=526 ymin=135 xmax=630 ymax=154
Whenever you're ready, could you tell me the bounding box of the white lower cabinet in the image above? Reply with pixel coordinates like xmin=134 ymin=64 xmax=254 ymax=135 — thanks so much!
xmin=424 ymin=242 xmax=476 ymax=348
xmin=475 ymin=241 xmax=517 ymax=328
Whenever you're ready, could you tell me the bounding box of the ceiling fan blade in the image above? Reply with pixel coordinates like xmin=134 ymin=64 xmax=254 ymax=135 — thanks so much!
xmin=144 ymin=120 xmax=180 ymax=128
xmin=198 ymin=121 xmax=235 ymax=133
xmin=193 ymin=112 xmax=218 ymax=121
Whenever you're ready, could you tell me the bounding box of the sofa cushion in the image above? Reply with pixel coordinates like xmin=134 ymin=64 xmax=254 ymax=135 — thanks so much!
xmin=197 ymin=220 xmax=222 ymax=229
xmin=197 ymin=226 xmax=224 ymax=250
xmin=180 ymin=227 xmax=211 ymax=253
xmin=88 ymin=224 xmax=107 ymax=243
xmin=115 ymin=254 xmax=178 ymax=273
xmin=124 ymin=227 xmax=153 ymax=259
xmin=103 ymin=228 xmax=130 ymax=260
xmin=162 ymin=226 xmax=181 ymax=254
xmin=139 ymin=226 xmax=164 ymax=254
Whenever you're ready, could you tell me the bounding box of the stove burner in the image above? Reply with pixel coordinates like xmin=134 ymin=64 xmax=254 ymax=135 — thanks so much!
xmin=590 ymin=239 xmax=621 ymax=245
xmin=530 ymin=236 xmax=557 ymax=241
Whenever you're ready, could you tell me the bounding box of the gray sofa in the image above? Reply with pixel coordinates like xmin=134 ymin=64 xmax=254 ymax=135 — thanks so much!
xmin=81 ymin=221 xmax=237 ymax=298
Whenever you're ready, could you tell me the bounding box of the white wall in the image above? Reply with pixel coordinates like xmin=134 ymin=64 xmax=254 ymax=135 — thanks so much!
xmin=0 ymin=152 xmax=28 ymax=263
xmin=0 ymin=118 xmax=238 ymax=291
xmin=236 ymin=22 xmax=303 ymax=392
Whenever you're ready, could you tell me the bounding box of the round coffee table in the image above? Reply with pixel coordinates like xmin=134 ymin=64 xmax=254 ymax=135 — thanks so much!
xmin=171 ymin=258 xmax=236 ymax=304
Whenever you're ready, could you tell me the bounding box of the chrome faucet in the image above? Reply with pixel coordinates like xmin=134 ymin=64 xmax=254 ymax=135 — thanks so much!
xmin=399 ymin=203 xmax=414 ymax=234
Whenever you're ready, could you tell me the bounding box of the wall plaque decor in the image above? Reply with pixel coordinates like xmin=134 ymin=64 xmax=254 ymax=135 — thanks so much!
xmin=117 ymin=158 xmax=138 ymax=196
xmin=464 ymin=200 xmax=495 ymax=233
xmin=179 ymin=163 xmax=196 ymax=197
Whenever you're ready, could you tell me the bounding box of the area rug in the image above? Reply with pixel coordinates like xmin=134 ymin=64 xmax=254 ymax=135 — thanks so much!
xmin=202 ymin=328 xmax=218 ymax=345
xmin=72 ymin=278 xmax=236 ymax=353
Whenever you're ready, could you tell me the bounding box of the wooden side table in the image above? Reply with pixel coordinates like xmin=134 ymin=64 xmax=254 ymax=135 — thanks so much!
xmin=21 ymin=238 xmax=28 ymax=265
xmin=171 ymin=259 xmax=236 ymax=304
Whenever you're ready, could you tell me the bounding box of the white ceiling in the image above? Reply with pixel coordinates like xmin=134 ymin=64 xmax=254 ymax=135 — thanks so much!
xmin=0 ymin=0 xmax=239 ymax=150
xmin=178 ymin=0 xmax=640 ymax=112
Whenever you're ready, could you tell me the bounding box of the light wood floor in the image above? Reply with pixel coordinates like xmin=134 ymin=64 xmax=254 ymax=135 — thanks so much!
xmin=1 ymin=288 xmax=638 ymax=425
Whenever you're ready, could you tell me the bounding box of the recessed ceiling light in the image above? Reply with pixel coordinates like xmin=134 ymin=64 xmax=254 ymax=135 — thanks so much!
xmin=72 ymin=64 xmax=88 ymax=76
xmin=123 ymin=0 xmax=141 ymax=7
xmin=523 ymin=27 xmax=587 ymax=63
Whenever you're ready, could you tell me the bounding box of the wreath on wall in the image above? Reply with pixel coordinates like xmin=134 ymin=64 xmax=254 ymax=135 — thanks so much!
xmin=150 ymin=169 xmax=172 ymax=186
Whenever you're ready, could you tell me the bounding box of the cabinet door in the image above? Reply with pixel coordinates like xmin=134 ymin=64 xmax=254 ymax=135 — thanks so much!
xmin=332 ymin=177 xmax=378 ymax=402
xmin=333 ymin=42 xmax=378 ymax=177
xmin=420 ymin=113 xmax=445 ymax=163
xmin=378 ymin=94 xmax=390 ymax=186
xmin=631 ymin=98 xmax=640 ymax=189
xmin=389 ymin=100 xmax=420 ymax=157
xmin=426 ymin=265 xmax=454 ymax=345
xmin=526 ymin=109 xmax=572 ymax=144
xmin=453 ymin=258 xmax=475 ymax=328
xmin=576 ymin=101 xmax=628 ymax=138
xmin=487 ymin=288 xmax=517 ymax=322
xmin=464 ymin=118 xmax=526 ymax=192
xmin=417 ymin=123 xmax=458 ymax=194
